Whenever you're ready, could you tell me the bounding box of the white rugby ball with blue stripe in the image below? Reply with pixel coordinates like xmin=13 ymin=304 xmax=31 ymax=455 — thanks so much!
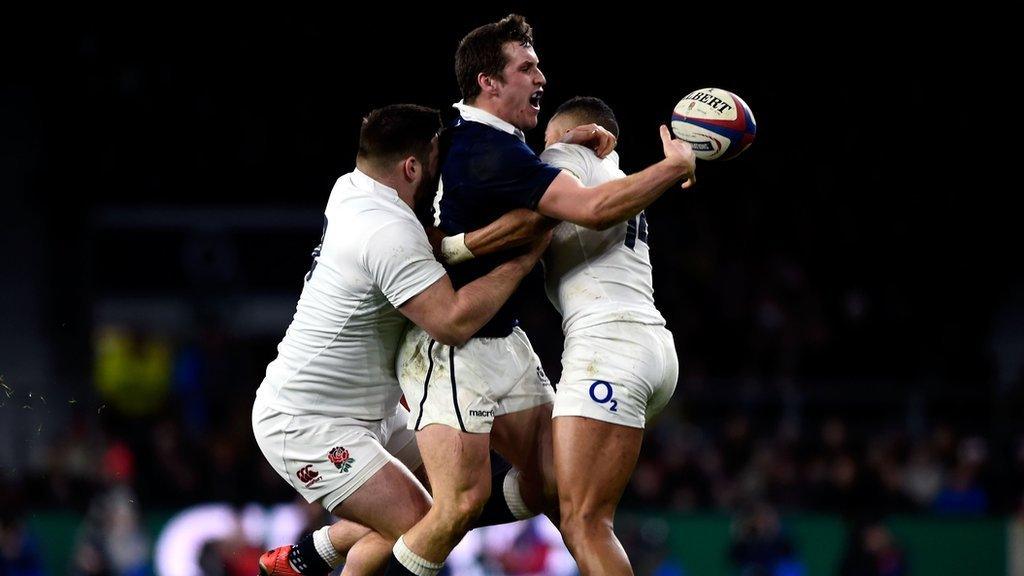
xmin=671 ymin=88 xmax=756 ymax=160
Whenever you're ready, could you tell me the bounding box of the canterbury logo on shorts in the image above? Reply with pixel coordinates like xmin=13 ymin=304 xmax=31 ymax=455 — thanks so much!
xmin=296 ymin=465 xmax=322 ymax=487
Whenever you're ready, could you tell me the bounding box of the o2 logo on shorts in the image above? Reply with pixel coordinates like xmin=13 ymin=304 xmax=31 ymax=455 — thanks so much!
xmin=589 ymin=380 xmax=618 ymax=412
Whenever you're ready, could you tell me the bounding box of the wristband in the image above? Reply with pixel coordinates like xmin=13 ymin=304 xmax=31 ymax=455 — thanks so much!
xmin=441 ymin=232 xmax=474 ymax=264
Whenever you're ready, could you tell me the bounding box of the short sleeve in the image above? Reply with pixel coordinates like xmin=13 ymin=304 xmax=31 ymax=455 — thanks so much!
xmin=540 ymin=143 xmax=592 ymax=183
xmin=361 ymin=219 xmax=446 ymax=308
xmin=468 ymin=138 xmax=562 ymax=210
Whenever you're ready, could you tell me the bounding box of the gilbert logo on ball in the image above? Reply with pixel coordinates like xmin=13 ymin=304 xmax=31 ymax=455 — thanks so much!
xmin=671 ymin=88 xmax=756 ymax=160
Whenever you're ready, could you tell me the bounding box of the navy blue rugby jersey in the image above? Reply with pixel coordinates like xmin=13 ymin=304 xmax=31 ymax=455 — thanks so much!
xmin=434 ymin=116 xmax=561 ymax=337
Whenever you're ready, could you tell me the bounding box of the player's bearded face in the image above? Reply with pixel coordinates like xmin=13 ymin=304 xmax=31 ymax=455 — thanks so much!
xmin=413 ymin=138 xmax=440 ymax=207
xmin=494 ymin=42 xmax=545 ymax=131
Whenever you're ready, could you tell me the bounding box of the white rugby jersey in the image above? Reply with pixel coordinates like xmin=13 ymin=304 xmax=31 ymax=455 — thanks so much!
xmin=540 ymin=143 xmax=666 ymax=335
xmin=256 ymin=169 xmax=446 ymax=420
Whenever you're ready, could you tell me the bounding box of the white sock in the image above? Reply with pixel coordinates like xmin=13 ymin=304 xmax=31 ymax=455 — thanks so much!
xmin=312 ymin=525 xmax=343 ymax=569
xmin=392 ymin=535 xmax=443 ymax=576
xmin=503 ymin=467 xmax=536 ymax=520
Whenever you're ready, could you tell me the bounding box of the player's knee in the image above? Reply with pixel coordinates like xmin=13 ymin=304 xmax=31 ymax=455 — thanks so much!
xmin=560 ymin=505 xmax=613 ymax=542
xmin=436 ymin=478 xmax=491 ymax=534
xmin=456 ymin=480 xmax=491 ymax=522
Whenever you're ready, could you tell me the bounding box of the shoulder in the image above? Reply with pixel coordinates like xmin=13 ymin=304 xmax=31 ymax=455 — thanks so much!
xmin=540 ymin=143 xmax=593 ymax=180
xmin=445 ymin=129 xmax=537 ymax=179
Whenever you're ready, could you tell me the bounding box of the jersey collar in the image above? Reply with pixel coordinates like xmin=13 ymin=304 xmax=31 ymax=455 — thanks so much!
xmin=452 ymin=101 xmax=526 ymax=143
xmin=350 ymin=168 xmax=404 ymax=207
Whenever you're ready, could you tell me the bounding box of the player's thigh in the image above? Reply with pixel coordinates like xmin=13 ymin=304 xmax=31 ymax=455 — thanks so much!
xmin=553 ymin=415 xmax=643 ymax=514
xmin=491 ymin=402 xmax=557 ymax=513
xmin=332 ymin=459 xmax=432 ymax=541
xmin=485 ymin=326 xmax=557 ymax=470
xmin=252 ymin=398 xmax=430 ymax=535
xmin=414 ymin=423 xmax=492 ymax=504
xmin=490 ymin=402 xmax=554 ymax=482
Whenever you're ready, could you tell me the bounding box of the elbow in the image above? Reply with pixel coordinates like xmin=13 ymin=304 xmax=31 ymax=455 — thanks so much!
xmin=525 ymin=210 xmax=550 ymax=230
xmin=582 ymin=210 xmax=617 ymax=231
xmin=589 ymin=215 xmax=617 ymax=231
xmin=443 ymin=318 xmax=478 ymax=347
xmin=421 ymin=303 xmax=475 ymax=346
xmin=438 ymin=333 xmax=469 ymax=347
xmin=426 ymin=326 xmax=469 ymax=347
xmin=582 ymin=196 xmax=619 ymax=231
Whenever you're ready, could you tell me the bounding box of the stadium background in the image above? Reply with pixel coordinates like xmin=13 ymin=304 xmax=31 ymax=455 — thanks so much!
xmin=0 ymin=7 xmax=1015 ymax=576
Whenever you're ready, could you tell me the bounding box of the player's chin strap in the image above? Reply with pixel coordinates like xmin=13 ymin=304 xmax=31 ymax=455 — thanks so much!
xmin=441 ymin=233 xmax=474 ymax=264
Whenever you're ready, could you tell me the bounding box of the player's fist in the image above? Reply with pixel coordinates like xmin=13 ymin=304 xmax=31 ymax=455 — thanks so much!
xmin=660 ymin=125 xmax=696 ymax=188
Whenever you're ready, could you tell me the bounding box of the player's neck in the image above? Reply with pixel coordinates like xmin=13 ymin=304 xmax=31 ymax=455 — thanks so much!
xmin=468 ymin=97 xmax=516 ymax=127
xmin=356 ymin=162 xmax=415 ymax=209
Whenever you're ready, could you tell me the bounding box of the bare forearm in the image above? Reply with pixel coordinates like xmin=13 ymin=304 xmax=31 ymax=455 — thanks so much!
xmin=587 ymin=159 xmax=681 ymax=230
xmin=464 ymin=209 xmax=557 ymax=257
xmin=446 ymin=261 xmax=529 ymax=342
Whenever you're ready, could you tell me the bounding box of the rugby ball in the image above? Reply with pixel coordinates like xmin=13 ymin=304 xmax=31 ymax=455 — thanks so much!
xmin=671 ymin=88 xmax=756 ymax=160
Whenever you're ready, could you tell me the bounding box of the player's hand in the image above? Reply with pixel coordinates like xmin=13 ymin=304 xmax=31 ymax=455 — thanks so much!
xmin=660 ymin=125 xmax=696 ymax=189
xmin=560 ymin=123 xmax=617 ymax=158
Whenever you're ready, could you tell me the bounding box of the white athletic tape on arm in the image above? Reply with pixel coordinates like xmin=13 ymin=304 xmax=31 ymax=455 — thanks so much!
xmin=441 ymin=233 xmax=474 ymax=264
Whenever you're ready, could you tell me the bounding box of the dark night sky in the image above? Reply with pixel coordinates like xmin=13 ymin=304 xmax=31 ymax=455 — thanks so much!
xmin=1 ymin=9 xmax=1014 ymax=390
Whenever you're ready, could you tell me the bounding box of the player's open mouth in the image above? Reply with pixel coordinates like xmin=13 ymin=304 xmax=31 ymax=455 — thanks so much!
xmin=529 ymin=90 xmax=543 ymax=110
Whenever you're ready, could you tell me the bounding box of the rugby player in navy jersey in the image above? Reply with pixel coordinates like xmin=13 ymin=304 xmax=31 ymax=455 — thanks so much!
xmin=385 ymin=15 xmax=695 ymax=576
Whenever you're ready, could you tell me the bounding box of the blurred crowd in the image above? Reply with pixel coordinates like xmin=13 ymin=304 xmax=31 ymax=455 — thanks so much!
xmin=4 ymin=371 xmax=1021 ymax=573
xmin=627 ymin=411 xmax=1014 ymax=519
xmin=11 ymin=370 xmax=1024 ymax=519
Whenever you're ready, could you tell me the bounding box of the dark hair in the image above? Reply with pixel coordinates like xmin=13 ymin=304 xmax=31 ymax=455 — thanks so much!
xmin=357 ymin=104 xmax=441 ymax=167
xmin=455 ymin=14 xmax=534 ymax=103
xmin=552 ymin=96 xmax=620 ymax=139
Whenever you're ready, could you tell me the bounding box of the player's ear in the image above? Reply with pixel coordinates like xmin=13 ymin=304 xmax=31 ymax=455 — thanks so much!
xmin=478 ymin=73 xmax=498 ymax=96
xmin=401 ymin=155 xmax=418 ymax=182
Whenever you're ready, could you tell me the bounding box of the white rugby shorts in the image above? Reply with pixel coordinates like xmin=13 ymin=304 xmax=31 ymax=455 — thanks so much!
xmin=397 ymin=325 xmax=555 ymax=434
xmin=553 ymin=322 xmax=678 ymax=428
xmin=252 ymin=396 xmax=421 ymax=513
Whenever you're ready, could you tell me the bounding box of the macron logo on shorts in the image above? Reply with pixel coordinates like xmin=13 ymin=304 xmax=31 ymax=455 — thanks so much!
xmin=469 ymin=409 xmax=494 ymax=417
xmin=296 ymin=465 xmax=322 ymax=487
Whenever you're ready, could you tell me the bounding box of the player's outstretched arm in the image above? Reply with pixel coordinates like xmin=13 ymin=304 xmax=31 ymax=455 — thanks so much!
xmin=536 ymin=126 xmax=695 ymax=230
xmin=441 ymin=209 xmax=557 ymax=264
xmin=399 ymin=233 xmax=550 ymax=346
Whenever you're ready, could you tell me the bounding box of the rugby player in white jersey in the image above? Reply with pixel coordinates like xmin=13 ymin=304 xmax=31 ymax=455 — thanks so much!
xmin=251 ymin=104 xmax=549 ymax=575
xmin=439 ymin=97 xmax=680 ymax=575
